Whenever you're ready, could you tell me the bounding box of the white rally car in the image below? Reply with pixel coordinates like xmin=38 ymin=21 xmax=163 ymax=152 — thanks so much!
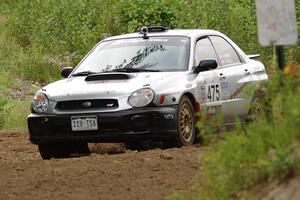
xmin=28 ymin=27 xmax=268 ymax=159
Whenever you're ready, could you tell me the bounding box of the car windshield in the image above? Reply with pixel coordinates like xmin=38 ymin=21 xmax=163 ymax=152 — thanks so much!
xmin=73 ymin=36 xmax=190 ymax=75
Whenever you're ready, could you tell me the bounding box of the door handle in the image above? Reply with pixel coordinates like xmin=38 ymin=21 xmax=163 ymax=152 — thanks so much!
xmin=219 ymin=73 xmax=226 ymax=80
xmin=244 ymin=69 xmax=251 ymax=76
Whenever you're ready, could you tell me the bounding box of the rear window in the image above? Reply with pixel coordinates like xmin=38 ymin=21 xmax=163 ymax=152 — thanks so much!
xmin=210 ymin=36 xmax=241 ymax=66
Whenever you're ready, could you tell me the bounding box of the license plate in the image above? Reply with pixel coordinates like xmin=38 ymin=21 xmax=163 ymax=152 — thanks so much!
xmin=71 ymin=116 xmax=98 ymax=131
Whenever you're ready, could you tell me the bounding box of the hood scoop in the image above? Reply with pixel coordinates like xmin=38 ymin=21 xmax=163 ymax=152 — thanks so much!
xmin=85 ymin=73 xmax=130 ymax=81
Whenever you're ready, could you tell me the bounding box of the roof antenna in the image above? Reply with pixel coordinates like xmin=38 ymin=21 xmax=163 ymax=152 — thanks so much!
xmin=140 ymin=27 xmax=149 ymax=39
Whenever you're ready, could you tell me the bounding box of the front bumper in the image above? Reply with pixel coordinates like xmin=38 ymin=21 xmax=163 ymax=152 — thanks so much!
xmin=28 ymin=106 xmax=178 ymax=144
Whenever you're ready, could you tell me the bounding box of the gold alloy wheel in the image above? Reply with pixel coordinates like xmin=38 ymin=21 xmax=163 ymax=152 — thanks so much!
xmin=179 ymin=102 xmax=194 ymax=142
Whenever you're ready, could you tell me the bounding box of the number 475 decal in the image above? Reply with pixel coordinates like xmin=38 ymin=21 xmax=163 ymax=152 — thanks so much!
xmin=206 ymin=83 xmax=221 ymax=102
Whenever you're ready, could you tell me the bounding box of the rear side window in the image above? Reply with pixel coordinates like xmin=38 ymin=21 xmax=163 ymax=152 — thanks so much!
xmin=210 ymin=36 xmax=241 ymax=66
xmin=195 ymin=37 xmax=218 ymax=66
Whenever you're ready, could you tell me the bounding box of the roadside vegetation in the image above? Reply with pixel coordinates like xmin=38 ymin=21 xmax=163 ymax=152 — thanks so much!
xmin=0 ymin=0 xmax=299 ymax=199
xmin=191 ymin=64 xmax=300 ymax=199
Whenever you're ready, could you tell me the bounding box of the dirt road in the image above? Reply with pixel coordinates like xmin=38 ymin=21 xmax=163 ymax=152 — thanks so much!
xmin=0 ymin=132 xmax=202 ymax=200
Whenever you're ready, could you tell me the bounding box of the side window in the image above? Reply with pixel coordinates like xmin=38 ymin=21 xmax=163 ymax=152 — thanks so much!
xmin=195 ymin=37 xmax=218 ymax=66
xmin=210 ymin=36 xmax=241 ymax=66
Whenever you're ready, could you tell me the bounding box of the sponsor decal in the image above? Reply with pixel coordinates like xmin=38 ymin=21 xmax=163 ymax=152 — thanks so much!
xmin=205 ymin=105 xmax=222 ymax=120
xmin=200 ymin=85 xmax=206 ymax=102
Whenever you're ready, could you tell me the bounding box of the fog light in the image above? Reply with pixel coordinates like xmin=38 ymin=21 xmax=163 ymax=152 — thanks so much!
xmin=130 ymin=114 xmax=150 ymax=131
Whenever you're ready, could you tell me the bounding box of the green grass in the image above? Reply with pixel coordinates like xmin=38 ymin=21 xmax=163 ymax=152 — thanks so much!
xmin=0 ymin=98 xmax=31 ymax=132
xmin=0 ymin=10 xmax=60 ymax=132
xmin=0 ymin=11 xmax=61 ymax=83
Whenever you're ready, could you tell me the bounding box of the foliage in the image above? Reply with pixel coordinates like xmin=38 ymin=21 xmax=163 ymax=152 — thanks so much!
xmin=198 ymin=0 xmax=258 ymax=51
xmin=118 ymin=0 xmax=177 ymax=32
xmin=0 ymin=94 xmax=31 ymax=132
xmin=0 ymin=0 xmax=299 ymax=84
xmin=0 ymin=98 xmax=31 ymax=132
xmin=0 ymin=96 xmax=9 ymax=129
xmin=3 ymin=0 xmax=119 ymax=58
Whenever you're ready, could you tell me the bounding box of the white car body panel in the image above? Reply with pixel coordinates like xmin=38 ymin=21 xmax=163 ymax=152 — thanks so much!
xmin=37 ymin=29 xmax=268 ymax=124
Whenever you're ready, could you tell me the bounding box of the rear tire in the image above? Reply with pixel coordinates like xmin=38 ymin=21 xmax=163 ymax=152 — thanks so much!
xmin=38 ymin=142 xmax=90 ymax=160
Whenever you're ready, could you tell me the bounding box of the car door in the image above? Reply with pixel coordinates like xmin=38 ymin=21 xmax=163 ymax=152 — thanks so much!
xmin=209 ymin=36 xmax=253 ymax=123
xmin=194 ymin=36 xmax=224 ymax=123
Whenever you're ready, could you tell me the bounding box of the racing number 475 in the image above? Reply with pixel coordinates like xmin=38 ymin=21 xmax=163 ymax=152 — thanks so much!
xmin=206 ymin=84 xmax=221 ymax=102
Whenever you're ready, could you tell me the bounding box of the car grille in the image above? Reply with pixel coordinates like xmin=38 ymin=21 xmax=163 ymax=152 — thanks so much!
xmin=55 ymin=99 xmax=119 ymax=110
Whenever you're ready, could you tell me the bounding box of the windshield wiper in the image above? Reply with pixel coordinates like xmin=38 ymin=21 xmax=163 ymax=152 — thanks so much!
xmin=111 ymin=68 xmax=161 ymax=73
xmin=72 ymin=71 xmax=98 ymax=76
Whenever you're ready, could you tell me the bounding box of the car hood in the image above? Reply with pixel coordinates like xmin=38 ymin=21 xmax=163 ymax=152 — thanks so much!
xmin=42 ymin=72 xmax=186 ymax=101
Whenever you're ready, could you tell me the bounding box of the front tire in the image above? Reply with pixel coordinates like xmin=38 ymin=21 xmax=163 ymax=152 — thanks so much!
xmin=169 ymin=96 xmax=196 ymax=147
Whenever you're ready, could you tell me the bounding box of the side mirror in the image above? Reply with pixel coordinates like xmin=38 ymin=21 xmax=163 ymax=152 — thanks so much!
xmin=194 ymin=59 xmax=218 ymax=73
xmin=61 ymin=67 xmax=73 ymax=78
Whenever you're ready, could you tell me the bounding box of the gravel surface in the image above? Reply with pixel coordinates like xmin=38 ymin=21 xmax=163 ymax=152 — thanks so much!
xmin=0 ymin=132 xmax=202 ymax=200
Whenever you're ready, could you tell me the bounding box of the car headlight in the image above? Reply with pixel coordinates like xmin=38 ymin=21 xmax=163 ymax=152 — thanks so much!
xmin=32 ymin=92 xmax=49 ymax=113
xmin=128 ymin=88 xmax=155 ymax=108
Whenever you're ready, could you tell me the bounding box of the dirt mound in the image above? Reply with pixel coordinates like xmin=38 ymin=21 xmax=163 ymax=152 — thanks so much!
xmin=0 ymin=132 xmax=202 ymax=200
xmin=246 ymin=176 xmax=300 ymax=200
xmin=88 ymin=143 xmax=127 ymax=154
xmin=262 ymin=176 xmax=300 ymax=200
